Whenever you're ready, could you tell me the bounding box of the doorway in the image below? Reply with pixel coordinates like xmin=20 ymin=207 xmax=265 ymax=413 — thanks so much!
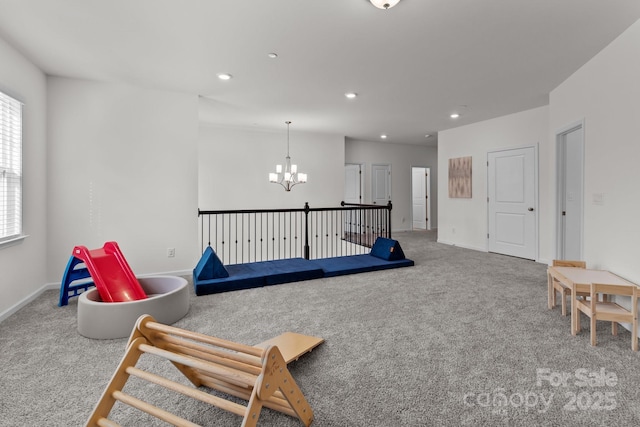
xmin=556 ymin=122 xmax=584 ymax=260
xmin=487 ymin=146 xmax=538 ymax=260
xmin=411 ymin=167 xmax=431 ymax=230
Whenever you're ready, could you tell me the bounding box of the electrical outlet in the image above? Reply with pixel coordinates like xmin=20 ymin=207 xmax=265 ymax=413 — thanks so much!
xmin=167 ymin=248 xmax=175 ymax=258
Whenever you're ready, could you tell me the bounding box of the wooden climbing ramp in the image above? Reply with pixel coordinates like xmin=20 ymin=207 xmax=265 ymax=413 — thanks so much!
xmin=86 ymin=315 xmax=320 ymax=427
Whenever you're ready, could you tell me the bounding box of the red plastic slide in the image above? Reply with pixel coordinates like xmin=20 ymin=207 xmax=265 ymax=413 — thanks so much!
xmin=72 ymin=242 xmax=147 ymax=303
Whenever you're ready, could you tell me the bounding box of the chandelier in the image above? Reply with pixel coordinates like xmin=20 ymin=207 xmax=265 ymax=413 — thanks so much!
xmin=370 ymin=0 xmax=401 ymax=9
xmin=269 ymin=121 xmax=307 ymax=191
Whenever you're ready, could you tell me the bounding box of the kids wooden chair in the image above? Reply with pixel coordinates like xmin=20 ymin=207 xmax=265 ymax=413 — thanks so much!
xmin=575 ymin=282 xmax=638 ymax=351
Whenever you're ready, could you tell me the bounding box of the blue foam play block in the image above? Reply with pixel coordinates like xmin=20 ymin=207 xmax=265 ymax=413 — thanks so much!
xmin=256 ymin=258 xmax=325 ymax=285
xmin=310 ymin=254 xmax=414 ymax=278
xmin=194 ymin=263 xmax=264 ymax=295
xmin=194 ymin=246 xmax=229 ymax=280
xmin=370 ymin=237 xmax=406 ymax=261
xmin=193 ymin=258 xmax=324 ymax=296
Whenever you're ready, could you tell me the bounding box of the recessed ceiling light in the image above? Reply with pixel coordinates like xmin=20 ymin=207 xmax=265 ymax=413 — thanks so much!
xmin=217 ymin=73 xmax=232 ymax=80
xmin=345 ymin=92 xmax=358 ymax=99
xmin=450 ymin=113 xmax=460 ymax=119
xmin=267 ymin=53 xmax=278 ymax=59
xmin=380 ymin=134 xmax=388 ymax=139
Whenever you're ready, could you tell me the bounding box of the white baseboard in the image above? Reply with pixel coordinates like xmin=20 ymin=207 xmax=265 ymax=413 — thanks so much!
xmin=393 ymin=227 xmax=439 ymax=234
xmin=437 ymin=239 xmax=549 ymax=266
xmin=392 ymin=227 xmax=412 ymax=233
xmin=0 ymin=283 xmax=52 ymax=323
xmin=436 ymin=239 xmax=487 ymax=253
xmin=137 ymin=269 xmax=192 ymax=278
xmin=0 ymin=269 xmax=192 ymax=324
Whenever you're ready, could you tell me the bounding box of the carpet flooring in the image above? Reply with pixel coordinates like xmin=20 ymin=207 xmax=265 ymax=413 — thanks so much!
xmin=1 ymin=231 xmax=639 ymax=426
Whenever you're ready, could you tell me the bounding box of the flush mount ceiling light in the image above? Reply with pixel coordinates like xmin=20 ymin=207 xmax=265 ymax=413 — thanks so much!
xmin=450 ymin=113 xmax=460 ymax=119
xmin=370 ymin=0 xmax=401 ymax=9
xmin=217 ymin=73 xmax=232 ymax=80
xmin=345 ymin=92 xmax=358 ymax=99
xmin=380 ymin=134 xmax=388 ymax=139
xmin=267 ymin=52 xmax=278 ymax=59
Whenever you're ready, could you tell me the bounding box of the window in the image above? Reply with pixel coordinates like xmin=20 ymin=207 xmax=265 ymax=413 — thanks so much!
xmin=0 ymin=90 xmax=22 ymax=244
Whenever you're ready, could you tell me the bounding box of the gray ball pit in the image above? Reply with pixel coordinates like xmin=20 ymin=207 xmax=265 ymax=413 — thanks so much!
xmin=77 ymin=276 xmax=189 ymax=339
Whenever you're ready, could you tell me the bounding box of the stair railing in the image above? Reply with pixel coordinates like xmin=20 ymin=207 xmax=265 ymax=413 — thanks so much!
xmin=198 ymin=201 xmax=392 ymax=265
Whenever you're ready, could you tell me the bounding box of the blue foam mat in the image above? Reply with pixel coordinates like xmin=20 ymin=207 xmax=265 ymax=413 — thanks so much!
xmin=193 ymin=241 xmax=414 ymax=296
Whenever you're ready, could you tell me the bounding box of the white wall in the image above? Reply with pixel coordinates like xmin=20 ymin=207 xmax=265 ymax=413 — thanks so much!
xmin=46 ymin=77 xmax=200 ymax=280
xmin=0 ymin=37 xmax=48 ymax=319
xmin=549 ymin=19 xmax=640 ymax=282
xmin=345 ymin=139 xmax=438 ymax=231
xmin=437 ymin=106 xmax=550 ymax=258
xmin=198 ymin=124 xmax=344 ymax=210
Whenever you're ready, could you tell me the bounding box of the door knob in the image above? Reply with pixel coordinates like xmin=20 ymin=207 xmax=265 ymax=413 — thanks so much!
xmin=528 ymin=207 xmax=534 ymax=211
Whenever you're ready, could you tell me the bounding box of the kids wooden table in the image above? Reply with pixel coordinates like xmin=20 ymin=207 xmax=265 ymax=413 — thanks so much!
xmin=547 ymin=266 xmax=636 ymax=335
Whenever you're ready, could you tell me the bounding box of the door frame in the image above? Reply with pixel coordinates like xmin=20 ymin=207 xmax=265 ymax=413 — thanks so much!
xmin=486 ymin=144 xmax=539 ymax=260
xmin=555 ymin=119 xmax=585 ymax=260
xmin=411 ymin=166 xmax=431 ymax=230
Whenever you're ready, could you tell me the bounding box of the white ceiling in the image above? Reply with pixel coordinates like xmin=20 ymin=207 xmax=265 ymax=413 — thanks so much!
xmin=1 ymin=0 xmax=639 ymax=146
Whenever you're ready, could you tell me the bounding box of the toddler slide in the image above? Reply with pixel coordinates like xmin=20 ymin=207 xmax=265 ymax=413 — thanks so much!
xmin=72 ymin=242 xmax=147 ymax=303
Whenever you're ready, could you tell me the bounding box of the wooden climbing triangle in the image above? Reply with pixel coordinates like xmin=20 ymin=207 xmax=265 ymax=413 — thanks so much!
xmin=86 ymin=315 xmax=317 ymax=427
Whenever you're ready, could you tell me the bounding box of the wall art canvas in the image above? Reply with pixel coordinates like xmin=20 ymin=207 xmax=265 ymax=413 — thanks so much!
xmin=448 ymin=156 xmax=472 ymax=198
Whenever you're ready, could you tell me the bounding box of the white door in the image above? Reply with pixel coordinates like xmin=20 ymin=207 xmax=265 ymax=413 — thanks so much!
xmin=344 ymin=164 xmax=362 ymax=204
xmin=344 ymin=164 xmax=363 ymax=237
xmin=372 ymin=164 xmax=391 ymax=205
xmin=557 ymin=125 xmax=584 ymax=260
xmin=412 ymin=167 xmax=429 ymax=230
xmin=488 ymin=146 xmax=537 ymax=260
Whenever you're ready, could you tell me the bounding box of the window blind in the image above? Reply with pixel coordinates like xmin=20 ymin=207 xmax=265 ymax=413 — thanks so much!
xmin=0 ymin=90 xmax=22 ymax=243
